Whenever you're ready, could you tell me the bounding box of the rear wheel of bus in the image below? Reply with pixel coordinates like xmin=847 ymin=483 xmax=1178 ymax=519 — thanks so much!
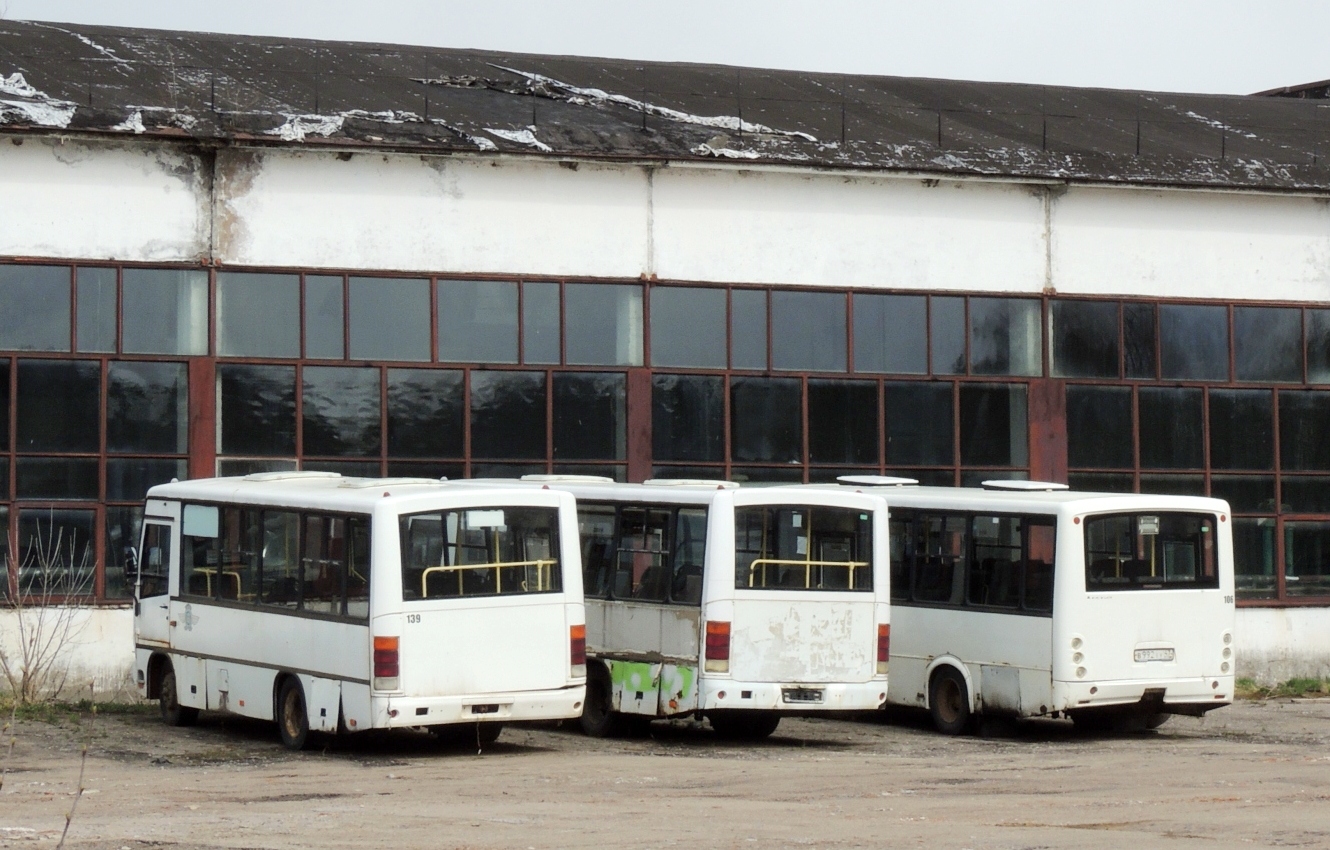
xmin=929 ymin=667 xmax=972 ymax=735
xmin=708 ymin=710 xmax=780 ymax=740
xmin=277 ymin=678 xmax=310 ymax=751
xmin=579 ymin=664 xmax=620 ymax=737
xmin=158 ymin=662 xmax=199 ymax=728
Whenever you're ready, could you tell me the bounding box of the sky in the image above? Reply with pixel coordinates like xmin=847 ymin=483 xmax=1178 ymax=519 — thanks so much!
xmin=0 ymin=0 xmax=1326 ymax=96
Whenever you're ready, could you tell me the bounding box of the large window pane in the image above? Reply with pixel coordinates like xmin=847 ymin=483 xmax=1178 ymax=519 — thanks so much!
xmin=1309 ymin=309 xmax=1330 ymax=384
xmin=1051 ymin=300 xmax=1118 ymax=378
xmin=565 ymin=283 xmax=642 ymax=366
xmin=1067 ymin=472 xmax=1135 ymax=493
xmin=387 ymin=369 xmax=463 ymax=458
xmin=1209 ymin=389 xmax=1273 ymax=471
xmin=1285 ymin=521 xmax=1330 ymax=597
xmin=653 ymin=375 xmax=724 ymax=462
xmin=1139 ymin=473 xmax=1206 ymax=497
xmin=523 ymin=282 xmax=561 ymax=365
xmin=0 ymin=264 xmax=69 ymax=352
xmin=303 ymin=366 xmax=381 ymax=457
xmin=1234 ymin=306 xmax=1300 ymax=383
xmin=107 ymin=458 xmax=187 ymax=501
xmin=217 ymin=272 xmax=300 ymax=358
xmin=931 ymin=296 xmax=966 ymax=375
xmin=108 ymin=361 xmax=188 ymax=454
xmin=15 ymin=509 xmax=95 ymax=595
xmin=76 ymin=267 xmax=117 ymax=353
xmin=438 ymin=279 xmax=518 ymax=364
xmin=772 ymin=291 xmax=846 ymax=372
xmin=1283 ymin=476 xmax=1330 ymax=514
xmin=731 ymin=377 xmax=801 ymax=463
xmin=305 ymin=275 xmax=344 ymax=360
xmin=970 ymin=298 xmax=1041 ymax=377
xmin=0 ymin=361 xmax=9 ymax=450
xmin=1138 ymin=387 xmax=1204 ymax=469
xmin=650 ymin=286 xmax=726 ymax=369
xmin=884 ymin=382 xmax=953 ymax=466
xmin=731 ymin=289 xmax=767 ymax=370
xmin=105 ymin=505 xmax=142 ymax=599
xmin=17 ymin=360 xmax=99 ymax=452
xmin=218 ymin=365 xmax=296 ymax=456
xmin=959 ymin=384 xmax=1027 ymax=467
xmin=1210 ymin=475 xmax=1275 ymax=513
xmin=1159 ymin=304 xmax=1227 ymax=381
xmin=809 ymin=380 xmax=878 ymax=464
xmin=121 ymin=269 xmax=207 ymax=355
xmin=1067 ymin=385 xmax=1132 ymax=468
xmin=853 ymin=294 xmax=927 ymax=374
xmin=1233 ymin=517 xmax=1276 ymax=599
xmin=553 ymin=373 xmax=625 ymax=460
xmin=348 ymin=276 xmax=430 ymax=361
xmin=470 ymin=371 xmax=546 ymax=459
xmin=1279 ymin=391 xmax=1330 ymax=471
xmin=1123 ymin=302 xmax=1157 ymax=379
xmin=16 ymin=459 xmax=98 ymax=500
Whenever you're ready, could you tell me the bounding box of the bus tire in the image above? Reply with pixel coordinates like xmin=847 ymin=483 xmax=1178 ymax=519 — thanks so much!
xmin=277 ymin=678 xmax=310 ymax=751
xmin=1144 ymin=713 xmax=1171 ymax=730
xmin=159 ymin=664 xmax=199 ymax=728
xmin=709 ymin=710 xmax=781 ymax=740
xmin=929 ymin=667 xmax=971 ymax=736
xmin=476 ymin=723 xmax=503 ymax=746
xmin=579 ymin=664 xmax=621 ymax=738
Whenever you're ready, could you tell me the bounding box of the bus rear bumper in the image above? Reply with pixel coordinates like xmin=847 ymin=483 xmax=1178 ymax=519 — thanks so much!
xmin=373 ymin=685 xmax=586 ymax=729
xmin=699 ymin=679 xmax=888 ymax=712
xmin=1056 ymin=676 xmax=1235 ymax=713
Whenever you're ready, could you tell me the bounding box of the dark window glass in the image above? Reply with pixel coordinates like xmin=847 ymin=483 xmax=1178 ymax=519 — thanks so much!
xmin=734 ymin=505 xmax=873 ymax=591
xmin=387 ymin=369 xmax=463 ymax=458
xmin=1284 ymin=521 xmax=1330 ymax=598
xmin=17 ymin=360 xmax=99 ymax=452
xmin=731 ymin=466 xmax=805 ymax=483
xmin=1209 ymin=389 xmax=1273 ymax=470
xmin=76 ymin=267 xmax=117 ymax=353
xmin=1234 ymin=306 xmax=1300 ymax=383
xmin=304 ymin=460 xmax=381 ymax=476
xmin=1067 ymin=385 xmax=1132 ymax=468
xmin=771 ymin=291 xmax=846 ymax=372
xmin=913 ymin=513 xmax=967 ymax=604
xmin=15 ymin=509 xmax=95 ymax=595
xmin=889 ymin=516 xmax=910 ymax=602
xmin=258 ymin=510 xmax=302 ymax=608
xmin=0 ymin=507 xmax=6 ymax=599
xmin=121 ymin=269 xmax=207 ymax=355
xmin=653 ymin=375 xmax=724 ymax=462
xmin=1210 ymin=475 xmax=1276 ymax=513
xmin=305 ymin=275 xmax=345 ymax=360
xmin=107 ymin=361 xmax=188 ymax=454
xmin=348 ymin=276 xmax=430 ymax=361
xmin=930 ymin=296 xmax=966 ymax=375
xmin=0 ymin=264 xmax=69 ymax=352
xmin=1159 ymin=304 xmax=1227 ymax=381
xmin=438 ymin=279 xmax=518 ymax=364
xmin=853 ymin=293 xmax=926 ymax=374
xmin=809 ymin=467 xmax=878 ymax=483
xmin=613 ymin=506 xmax=671 ymax=600
xmin=651 ymin=286 xmax=726 ymax=368
xmin=1139 ymin=473 xmax=1206 ymax=497
xmin=884 ymin=382 xmax=953 ymax=466
xmin=1308 ymin=309 xmax=1330 ymax=385
xmin=0 ymin=459 xmax=8 ymax=500
xmin=959 ymin=383 xmax=1028 ymax=467
xmin=387 ymin=461 xmax=465 ymax=480
xmin=808 ymin=380 xmax=878 ymax=464
xmin=651 ymin=465 xmax=726 ymax=481
xmin=1138 ymin=387 xmax=1204 ymax=469
xmin=470 ymin=371 xmax=546 ymax=459
xmin=0 ymin=361 xmax=9 ymax=450
xmin=553 ymin=373 xmax=625 ymax=460
xmin=731 ymin=289 xmax=767 ymax=370
xmin=970 ymin=297 xmax=1041 ymax=377
xmin=1279 ymin=391 xmax=1330 ymax=471
xmin=523 ymin=282 xmax=561 ymax=365
xmin=578 ymin=505 xmax=615 ymax=598
xmin=565 ymin=283 xmax=642 ymax=366
xmin=1051 ymin=300 xmax=1118 ymax=378
xmin=107 ymin=458 xmax=187 ymax=501
xmin=217 ymin=272 xmax=300 ymax=358
xmin=1233 ymin=517 xmax=1277 ymax=599
xmin=671 ymin=508 xmax=708 ymax=604
xmin=1282 ymin=477 xmax=1330 ymax=514
xmin=1123 ymin=302 xmax=1157 ymax=379
xmin=959 ymin=470 xmax=1030 ymax=487
xmin=216 ymin=458 xmax=297 ymax=476
xmin=471 ymin=461 xmax=547 ymax=478
xmin=104 ymin=505 xmax=142 ymax=599
xmin=1067 ymin=472 xmax=1135 ymax=493
xmin=218 ymin=365 xmax=296 ymax=456
xmin=730 ymin=377 xmax=801 ymax=463
xmin=400 ymin=506 xmax=560 ymax=599
xmin=16 ymin=458 xmax=99 ymax=500
xmin=1085 ymin=512 xmax=1218 ymax=590
xmin=303 ymin=366 xmax=381 ymax=457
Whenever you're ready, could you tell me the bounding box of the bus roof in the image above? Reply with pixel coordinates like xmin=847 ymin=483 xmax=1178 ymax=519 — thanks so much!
xmin=466 ymin=477 xmax=888 ymax=509
xmin=818 ymin=482 xmax=1231 ymax=516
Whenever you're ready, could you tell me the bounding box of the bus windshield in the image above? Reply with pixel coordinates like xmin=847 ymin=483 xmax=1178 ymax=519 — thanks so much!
xmin=1085 ymin=512 xmax=1219 ymax=591
xmin=401 ymin=506 xmax=562 ymax=599
xmin=735 ymin=505 xmax=873 ymax=591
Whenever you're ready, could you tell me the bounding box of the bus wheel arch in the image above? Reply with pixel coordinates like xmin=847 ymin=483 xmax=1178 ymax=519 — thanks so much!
xmin=274 ymin=675 xmax=310 ymax=751
xmin=927 ymin=662 xmax=974 ymax=736
xmin=158 ymin=658 xmax=199 ymax=728
xmin=579 ymin=661 xmax=620 ymax=737
xmin=145 ymin=652 xmax=170 ymax=700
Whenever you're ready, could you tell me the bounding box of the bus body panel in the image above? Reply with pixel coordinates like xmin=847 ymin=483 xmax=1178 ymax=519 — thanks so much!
xmin=727 ymin=595 xmax=877 ymax=684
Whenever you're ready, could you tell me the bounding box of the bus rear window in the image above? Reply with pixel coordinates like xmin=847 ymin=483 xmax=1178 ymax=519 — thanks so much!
xmin=735 ymin=505 xmax=872 ymax=591
xmin=400 ymin=506 xmax=561 ymax=600
xmin=1085 ymin=512 xmax=1219 ymax=591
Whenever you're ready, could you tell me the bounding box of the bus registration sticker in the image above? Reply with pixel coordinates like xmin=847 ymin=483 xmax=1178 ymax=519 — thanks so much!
xmin=1134 ymin=647 xmax=1175 ymax=663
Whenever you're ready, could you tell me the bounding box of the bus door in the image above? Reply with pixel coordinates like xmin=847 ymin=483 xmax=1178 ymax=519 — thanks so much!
xmin=135 ymin=520 xmax=174 ymax=647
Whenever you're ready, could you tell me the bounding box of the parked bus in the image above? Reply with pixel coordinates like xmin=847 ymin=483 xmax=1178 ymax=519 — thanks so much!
xmin=131 ymin=472 xmax=586 ymax=750
xmin=502 ymin=477 xmax=891 ymax=740
xmin=837 ymin=476 xmax=1235 ymax=734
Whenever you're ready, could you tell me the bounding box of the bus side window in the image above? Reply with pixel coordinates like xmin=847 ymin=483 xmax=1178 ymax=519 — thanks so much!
xmin=345 ymin=517 xmax=371 ymax=619
xmin=670 ymin=508 xmax=707 ymax=605
xmin=889 ymin=516 xmax=912 ymax=602
xmin=578 ymin=505 xmax=617 ymax=599
xmin=969 ymin=515 xmax=1021 ymax=609
xmin=616 ymin=507 xmax=670 ymax=601
xmin=301 ymin=514 xmax=344 ymax=615
xmin=914 ymin=514 xmax=966 ymax=605
xmin=1023 ymin=519 xmax=1056 ymax=612
xmin=259 ymin=510 xmax=301 ymax=609
xmin=139 ymin=523 xmax=172 ymax=599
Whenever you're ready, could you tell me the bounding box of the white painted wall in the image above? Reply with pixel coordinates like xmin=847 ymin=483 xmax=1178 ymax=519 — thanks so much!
xmin=0 ymin=606 xmax=135 ymax=699
xmin=1236 ymin=607 xmax=1330 ymax=684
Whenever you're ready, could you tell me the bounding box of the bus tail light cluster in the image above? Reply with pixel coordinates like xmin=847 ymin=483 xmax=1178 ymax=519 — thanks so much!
xmin=876 ymin=624 xmax=890 ymax=674
xmin=373 ymin=635 xmax=400 ymax=691
xmin=1221 ymin=630 xmax=1233 ymax=674
xmin=704 ymin=621 xmax=731 ymax=673
xmin=570 ymin=624 xmax=587 ymax=678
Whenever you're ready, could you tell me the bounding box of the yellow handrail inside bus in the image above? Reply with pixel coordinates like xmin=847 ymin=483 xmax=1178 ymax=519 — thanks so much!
xmin=745 ymin=557 xmax=870 ymax=590
xmin=421 ymin=559 xmax=558 ymax=596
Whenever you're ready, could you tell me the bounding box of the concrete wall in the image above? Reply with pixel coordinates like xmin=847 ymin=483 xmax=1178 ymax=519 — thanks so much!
xmin=0 ymin=606 xmax=135 ymax=700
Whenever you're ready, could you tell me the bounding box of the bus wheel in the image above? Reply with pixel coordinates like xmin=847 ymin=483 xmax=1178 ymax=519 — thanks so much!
xmin=277 ymin=678 xmax=310 ymax=751
xmin=929 ymin=667 xmax=971 ymax=735
xmin=1144 ymin=713 xmax=1171 ymax=730
xmin=709 ymin=710 xmax=781 ymax=740
xmin=579 ymin=665 xmax=620 ymax=738
xmin=159 ymin=664 xmax=199 ymax=728
xmin=476 ymin=723 xmax=503 ymax=746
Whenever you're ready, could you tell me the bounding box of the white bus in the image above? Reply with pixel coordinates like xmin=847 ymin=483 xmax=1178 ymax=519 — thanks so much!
xmin=504 ymin=477 xmax=891 ymax=740
xmin=131 ymin=472 xmax=586 ymax=750
xmin=838 ymin=477 xmax=1235 ymax=734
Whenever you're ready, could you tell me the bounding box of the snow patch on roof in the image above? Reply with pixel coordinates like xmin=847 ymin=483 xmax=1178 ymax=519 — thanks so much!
xmin=0 ymin=72 xmax=76 ymax=128
xmin=486 ymin=126 xmax=551 ymax=151
xmin=112 ymin=110 xmax=146 ymax=134
xmin=1183 ymin=110 xmax=1259 ymax=140
xmin=266 ymin=113 xmax=345 ymax=142
xmin=29 ymin=21 xmax=132 ymax=65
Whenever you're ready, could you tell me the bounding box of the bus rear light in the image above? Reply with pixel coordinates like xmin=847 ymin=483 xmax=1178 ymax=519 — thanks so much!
xmin=704 ymin=621 xmax=731 ymax=673
xmin=570 ymin=624 xmax=587 ymax=677
xmin=373 ymin=635 xmax=400 ymax=691
xmin=876 ymin=624 xmax=890 ymax=674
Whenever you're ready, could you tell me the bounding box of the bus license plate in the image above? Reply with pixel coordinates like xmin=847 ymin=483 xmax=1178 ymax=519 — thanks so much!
xmin=782 ymin=687 xmax=824 ymax=704
xmin=1134 ymin=648 xmax=1175 ymax=663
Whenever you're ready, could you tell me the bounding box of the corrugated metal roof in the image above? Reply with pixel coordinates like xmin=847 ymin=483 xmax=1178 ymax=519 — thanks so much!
xmin=3 ymin=19 xmax=1330 ymax=191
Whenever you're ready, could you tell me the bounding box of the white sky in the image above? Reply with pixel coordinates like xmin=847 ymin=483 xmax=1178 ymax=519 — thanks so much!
xmin=1 ymin=0 xmax=1326 ymax=96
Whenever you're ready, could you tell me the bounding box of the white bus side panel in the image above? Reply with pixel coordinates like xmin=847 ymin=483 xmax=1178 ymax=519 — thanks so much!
xmin=589 ymin=600 xmax=701 ymax=717
xmin=729 ymin=597 xmax=876 ymax=684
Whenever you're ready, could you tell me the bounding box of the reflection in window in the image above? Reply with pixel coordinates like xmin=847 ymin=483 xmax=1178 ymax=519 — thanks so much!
xmin=1067 ymin=385 xmax=1132 ymax=468
xmin=400 ymin=507 xmax=560 ymax=599
xmin=17 ymin=360 xmax=100 ymax=452
xmin=808 ymin=380 xmax=877 ymax=464
xmin=348 ymin=276 xmax=430 ymax=361
xmin=1139 ymin=473 xmax=1206 ymax=496
xmin=387 ymin=369 xmax=463 ymax=458
xmin=217 ymin=272 xmax=300 ymax=358
xmin=121 ymin=269 xmax=207 ymax=355
xmin=885 ymin=382 xmax=952 ymax=466
xmin=931 ymin=296 xmax=966 ymax=375
xmin=303 ymin=366 xmax=381 ymax=457
xmin=438 ymin=279 xmax=518 ymax=364
xmin=1234 ymin=306 xmax=1300 ymax=383
xmin=1159 ymin=304 xmax=1227 ymax=381
xmin=1284 ymin=521 xmax=1330 ymax=597
xmin=1282 ymin=477 xmax=1330 ymax=513
xmin=523 ymin=282 xmax=561 ymax=364
xmin=218 ymin=365 xmax=296 ymax=456
xmin=1209 ymin=389 xmax=1273 ymax=470
xmin=565 ymin=283 xmax=642 ymax=366
xmin=1067 ymin=472 xmax=1135 ymax=493
xmin=653 ymin=375 xmax=724 ymax=462
xmin=553 ymin=373 xmax=626 ymax=460
xmin=730 ymin=377 xmax=801 ymax=464
xmin=1232 ymin=517 xmax=1276 ymax=599
xmin=305 ymin=275 xmax=345 ymax=359
xmin=76 ymin=267 xmax=117 ymax=353
xmin=108 ymin=361 xmax=188 ymax=454
xmin=1279 ymin=391 xmax=1330 ymax=471
xmin=16 ymin=458 xmax=99 ymax=500
xmin=731 ymin=289 xmax=767 ymax=370
xmin=1084 ymin=512 xmax=1218 ymax=590
xmin=771 ymin=291 xmax=846 ymax=372
xmin=958 ymin=383 xmax=1027 ymax=467
xmin=106 ymin=458 xmax=187 ymax=502
xmin=1138 ymin=387 xmax=1204 ymax=469
xmin=854 ymin=293 xmax=926 ymax=374
xmin=1123 ymin=302 xmax=1157 ymax=379
xmin=470 ymin=371 xmax=546 ymax=459
xmin=1210 ymin=475 xmax=1275 ymax=513
xmin=15 ymin=509 xmax=95 ymax=596
xmin=1051 ymin=300 xmax=1118 ymax=378
xmin=1308 ymin=309 xmax=1330 ymax=384
xmin=970 ymin=297 xmax=1041 ymax=377
xmin=0 ymin=264 xmax=69 ymax=352
xmin=650 ymin=286 xmax=726 ymax=368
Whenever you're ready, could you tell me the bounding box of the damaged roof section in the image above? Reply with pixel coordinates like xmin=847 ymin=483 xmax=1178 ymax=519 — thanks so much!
xmin=4 ymin=19 xmax=1330 ymax=190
